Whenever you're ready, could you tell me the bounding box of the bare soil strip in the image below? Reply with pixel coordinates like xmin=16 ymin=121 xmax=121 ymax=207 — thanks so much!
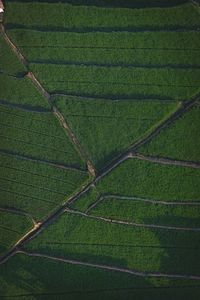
xmin=26 ymin=72 xmax=51 ymax=102
xmin=0 ymin=24 xmax=28 ymax=67
xmin=53 ymin=106 xmax=96 ymax=176
xmin=65 ymin=208 xmax=200 ymax=232
xmin=132 ymin=153 xmax=200 ymax=169
xmin=18 ymin=250 xmax=200 ymax=280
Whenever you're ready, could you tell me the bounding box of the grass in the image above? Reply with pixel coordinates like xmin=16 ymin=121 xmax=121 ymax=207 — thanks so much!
xmin=0 ymin=73 xmax=50 ymax=110
xmin=1 ymin=253 xmax=199 ymax=300
xmin=26 ymin=212 xmax=200 ymax=275
xmin=0 ymin=33 xmax=26 ymax=76
xmin=0 ymin=153 xmax=89 ymax=221
xmin=97 ymin=158 xmax=200 ymax=201
xmin=139 ymin=105 xmax=200 ymax=162
xmin=0 ymin=210 xmax=33 ymax=257
xmin=29 ymin=62 xmax=200 ymax=100
xmin=71 ymin=186 xmax=99 ymax=211
xmin=0 ymin=104 xmax=85 ymax=169
xmin=4 ymin=2 xmax=200 ymax=29
xmin=90 ymin=196 xmax=200 ymax=228
xmin=54 ymin=96 xmax=178 ymax=170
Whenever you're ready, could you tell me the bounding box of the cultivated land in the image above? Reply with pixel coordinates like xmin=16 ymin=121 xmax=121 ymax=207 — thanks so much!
xmin=0 ymin=0 xmax=200 ymax=299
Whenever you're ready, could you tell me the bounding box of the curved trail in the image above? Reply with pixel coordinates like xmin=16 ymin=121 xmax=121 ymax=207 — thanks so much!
xmin=18 ymin=250 xmax=200 ymax=280
xmin=85 ymin=194 xmax=200 ymax=214
xmin=65 ymin=208 xmax=200 ymax=232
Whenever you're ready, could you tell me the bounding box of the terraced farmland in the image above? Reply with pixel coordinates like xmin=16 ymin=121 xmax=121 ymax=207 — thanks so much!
xmin=0 ymin=1 xmax=200 ymax=299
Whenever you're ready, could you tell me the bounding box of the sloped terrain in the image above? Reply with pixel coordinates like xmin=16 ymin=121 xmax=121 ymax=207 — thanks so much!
xmin=0 ymin=1 xmax=200 ymax=299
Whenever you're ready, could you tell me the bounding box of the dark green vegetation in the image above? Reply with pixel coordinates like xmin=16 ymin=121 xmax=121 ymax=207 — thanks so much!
xmin=0 ymin=104 xmax=85 ymax=168
xmin=29 ymin=62 xmax=200 ymax=100
xmin=4 ymin=2 xmax=200 ymax=29
xmin=97 ymin=158 xmax=200 ymax=201
xmin=0 ymin=210 xmax=33 ymax=256
xmin=4 ymin=2 xmax=200 ymax=100
xmin=54 ymin=96 xmax=179 ymax=170
xmin=139 ymin=104 xmax=200 ymax=162
xmin=0 ymin=33 xmax=26 ymax=75
xmin=0 ymin=73 xmax=50 ymax=110
xmin=71 ymin=186 xmax=99 ymax=211
xmin=1 ymin=1 xmax=200 ymax=299
xmin=1 ymin=254 xmax=200 ymax=300
xmin=0 ymin=153 xmax=88 ymax=220
xmin=26 ymin=212 xmax=200 ymax=275
xmin=90 ymin=196 xmax=200 ymax=228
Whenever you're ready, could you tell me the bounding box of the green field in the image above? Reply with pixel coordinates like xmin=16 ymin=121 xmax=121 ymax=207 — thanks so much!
xmin=0 ymin=153 xmax=89 ymax=220
xmin=26 ymin=212 xmax=200 ymax=275
xmin=0 ymin=33 xmax=26 ymax=75
xmin=97 ymin=158 xmax=200 ymax=201
xmin=1 ymin=1 xmax=200 ymax=299
xmin=0 ymin=210 xmax=33 ymax=256
xmin=89 ymin=196 xmax=200 ymax=228
xmin=1 ymin=253 xmax=200 ymax=300
xmin=4 ymin=2 xmax=200 ymax=29
xmin=29 ymin=62 xmax=200 ymax=100
xmin=139 ymin=104 xmax=200 ymax=162
xmin=0 ymin=104 xmax=85 ymax=168
xmin=54 ymin=96 xmax=179 ymax=170
xmin=0 ymin=73 xmax=50 ymax=110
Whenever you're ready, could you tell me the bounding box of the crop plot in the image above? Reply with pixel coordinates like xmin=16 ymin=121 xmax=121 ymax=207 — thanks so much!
xmin=139 ymin=104 xmax=200 ymax=162
xmin=0 ymin=210 xmax=33 ymax=256
xmin=0 ymin=104 xmax=85 ymax=168
xmin=54 ymin=96 xmax=179 ymax=170
xmin=0 ymin=1 xmax=200 ymax=299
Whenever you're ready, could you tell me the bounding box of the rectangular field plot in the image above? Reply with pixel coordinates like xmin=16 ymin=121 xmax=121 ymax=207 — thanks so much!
xmin=54 ymin=96 xmax=178 ymax=170
xmin=139 ymin=105 xmax=200 ymax=162
xmin=0 ymin=210 xmax=33 ymax=257
xmin=26 ymin=212 xmax=200 ymax=276
xmin=7 ymin=30 xmax=200 ymax=66
xmin=5 ymin=2 xmax=200 ymax=29
xmin=0 ymin=104 xmax=85 ymax=169
xmin=89 ymin=196 xmax=200 ymax=228
xmin=97 ymin=158 xmax=200 ymax=202
xmin=29 ymin=62 xmax=200 ymax=100
xmin=0 ymin=153 xmax=88 ymax=221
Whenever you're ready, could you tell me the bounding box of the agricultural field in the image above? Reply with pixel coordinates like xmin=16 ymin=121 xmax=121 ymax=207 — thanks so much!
xmin=0 ymin=0 xmax=200 ymax=299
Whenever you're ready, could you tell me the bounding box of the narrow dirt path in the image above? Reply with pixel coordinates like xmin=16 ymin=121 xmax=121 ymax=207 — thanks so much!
xmin=65 ymin=208 xmax=200 ymax=232
xmin=86 ymin=194 xmax=200 ymax=209
xmin=53 ymin=107 xmax=96 ymax=176
xmin=0 ymin=24 xmax=28 ymax=67
xmin=26 ymin=72 xmax=51 ymax=103
xmin=132 ymin=153 xmax=200 ymax=169
xmin=18 ymin=250 xmax=200 ymax=280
